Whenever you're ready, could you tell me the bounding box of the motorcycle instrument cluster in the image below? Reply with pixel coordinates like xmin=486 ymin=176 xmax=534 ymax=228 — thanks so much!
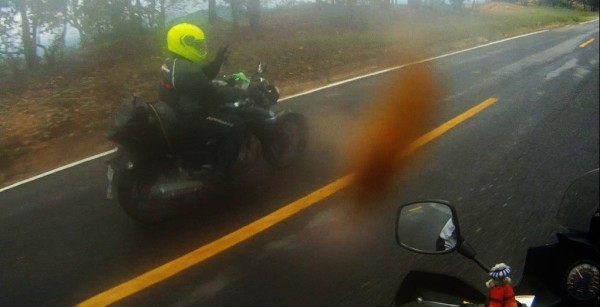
xmin=565 ymin=261 xmax=600 ymax=302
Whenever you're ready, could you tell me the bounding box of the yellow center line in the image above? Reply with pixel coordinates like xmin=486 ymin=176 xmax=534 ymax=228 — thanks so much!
xmin=78 ymin=97 xmax=499 ymax=307
xmin=580 ymin=38 xmax=595 ymax=48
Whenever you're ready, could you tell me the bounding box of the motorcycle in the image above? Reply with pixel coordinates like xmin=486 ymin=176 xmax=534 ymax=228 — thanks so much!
xmin=386 ymin=169 xmax=599 ymax=307
xmin=103 ymin=63 xmax=307 ymax=223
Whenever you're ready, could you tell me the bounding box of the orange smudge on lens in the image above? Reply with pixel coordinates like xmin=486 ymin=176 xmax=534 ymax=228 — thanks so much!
xmin=349 ymin=61 xmax=440 ymax=202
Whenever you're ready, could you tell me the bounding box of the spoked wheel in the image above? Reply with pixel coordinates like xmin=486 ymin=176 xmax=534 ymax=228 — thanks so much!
xmin=263 ymin=113 xmax=307 ymax=168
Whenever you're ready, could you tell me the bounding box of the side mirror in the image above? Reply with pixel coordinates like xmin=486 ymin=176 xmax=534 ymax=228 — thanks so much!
xmin=396 ymin=201 xmax=461 ymax=254
xmin=257 ymin=63 xmax=267 ymax=74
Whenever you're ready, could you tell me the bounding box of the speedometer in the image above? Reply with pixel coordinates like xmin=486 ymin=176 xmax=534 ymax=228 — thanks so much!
xmin=565 ymin=261 xmax=600 ymax=302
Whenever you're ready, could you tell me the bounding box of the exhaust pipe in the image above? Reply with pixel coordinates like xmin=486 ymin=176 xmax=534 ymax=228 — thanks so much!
xmin=150 ymin=180 xmax=203 ymax=199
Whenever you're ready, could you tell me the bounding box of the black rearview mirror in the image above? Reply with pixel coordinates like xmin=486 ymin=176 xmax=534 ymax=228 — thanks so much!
xmin=258 ymin=63 xmax=266 ymax=74
xmin=396 ymin=201 xmax=461 ymax=254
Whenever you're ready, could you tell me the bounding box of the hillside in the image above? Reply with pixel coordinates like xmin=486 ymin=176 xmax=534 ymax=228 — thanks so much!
xmin=0 ymin=3 xmax=597 ymax=187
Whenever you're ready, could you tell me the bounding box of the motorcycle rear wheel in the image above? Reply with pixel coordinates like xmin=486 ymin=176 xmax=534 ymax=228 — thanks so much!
xmin=116 ymin=170 xmax=178 ymax=224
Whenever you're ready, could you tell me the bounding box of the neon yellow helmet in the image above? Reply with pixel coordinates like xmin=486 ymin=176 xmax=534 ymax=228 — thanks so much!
xmin=167 ymin=23 xmax=208 ymax=63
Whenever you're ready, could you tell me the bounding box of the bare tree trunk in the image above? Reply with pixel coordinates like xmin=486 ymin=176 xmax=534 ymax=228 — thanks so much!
xmin=208 ymin=0 xmax=217 ymax=24
xmin=159 ymin=0 xmax=166 ymax=30
xmin=31 ymin=13 xmax=39 ymax=56
xmin=134 ymin=0 xmax=144 ymax=28
xmin=58 ymin=0 xmax=68 ymax=61
xmin=248 ymin=0 xmax=261 ymax=30
xmin=44 ymin=0 xmax=71 ymax=66
xmin=231 ymin=0 xmax=239 ymax=28
xmin=17 ymin=2 xmax=37 ymax=69
xmin=383 ymin=0 xmax=390 ymax=9
xmin=147 ymin=0 xmax=156 ymax=27
xmin=66 ymin=0 xmax=84 ymax=39
xmin=56 ymin=18 xmax=68 ymax=62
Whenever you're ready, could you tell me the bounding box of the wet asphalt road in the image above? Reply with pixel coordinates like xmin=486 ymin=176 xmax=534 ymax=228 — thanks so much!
xmin=0 ymin=21 xmax=598 ymax=306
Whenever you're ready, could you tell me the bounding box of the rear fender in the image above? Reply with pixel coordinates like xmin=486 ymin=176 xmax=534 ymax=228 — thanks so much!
xmin=106 ymin=149 xmax=144 ymax=200
xmin=107 ymin=149 xmax=142 ymax=174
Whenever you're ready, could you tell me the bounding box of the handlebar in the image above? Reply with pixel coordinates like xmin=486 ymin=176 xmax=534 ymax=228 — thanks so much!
xmin=222 ymin=100 xmax=248 ymax=109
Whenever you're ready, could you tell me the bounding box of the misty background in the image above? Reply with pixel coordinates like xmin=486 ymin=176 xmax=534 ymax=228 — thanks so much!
xmin=0 ymin=0 xmax=510 ymax=68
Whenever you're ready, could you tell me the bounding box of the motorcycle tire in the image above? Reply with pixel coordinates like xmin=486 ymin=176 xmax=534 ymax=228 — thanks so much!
xmin=229 ymin=133 xmax=262 ymax=175
xmin=112 ymin=157 xmax=178 ymax=224
xmin=263 ymin=113 xmax=307 ymax=168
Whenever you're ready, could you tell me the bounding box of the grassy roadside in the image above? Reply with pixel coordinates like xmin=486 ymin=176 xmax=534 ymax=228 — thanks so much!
xmin=0 ymin=3 xmax=597 ymax=188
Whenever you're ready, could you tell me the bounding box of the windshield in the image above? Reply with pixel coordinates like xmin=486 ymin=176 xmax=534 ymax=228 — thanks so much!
xmin=556 ymin=169 xmax=599 ymax=232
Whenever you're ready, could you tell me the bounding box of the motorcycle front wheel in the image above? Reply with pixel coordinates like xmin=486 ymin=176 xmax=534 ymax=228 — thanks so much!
xmin=263 ymin=112 xmax=307 ymax=168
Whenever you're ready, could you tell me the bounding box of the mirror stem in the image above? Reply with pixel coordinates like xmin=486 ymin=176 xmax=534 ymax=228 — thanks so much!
xmin=472 ymin=256 xmax=491 ymax=273
xmin=457 ymin=241 xmax=490 ymax=272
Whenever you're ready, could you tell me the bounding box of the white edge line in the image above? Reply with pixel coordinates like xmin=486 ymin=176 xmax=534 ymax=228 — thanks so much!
xmin=279 ymin=29 xmax=549 ymax=101
xmin=1 ymin=28 xmax=555 ymax=192
xmin=0 ymin=148 xmax=117 ymax=193
xmin=580 ymin=19 xmax=599 ymax=25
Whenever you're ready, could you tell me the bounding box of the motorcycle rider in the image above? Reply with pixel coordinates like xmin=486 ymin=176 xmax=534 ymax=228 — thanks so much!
xmin=436 ymin=217 xmax=457 ymax=251
xmin=159 ymin=22 xmax=247 ymax=175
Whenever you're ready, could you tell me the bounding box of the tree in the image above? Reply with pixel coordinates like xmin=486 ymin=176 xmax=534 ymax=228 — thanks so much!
xmin=207 ymin=0 xmax=217 ymax=24
xmin=247 ymin=0 xmax=260 ymax=29
xmin=407 ymin=0 xmax=422 ymax=8
xmin=449 ymin=0 xmax=464 ymax=12
xmin=221 ymin=0 xmax=262 ymax=29
xmin=0 ymin=0 xmax=65 ymax=69
xmin=230 ymin=0 xmax=241 ymax=27
xmin=17 ymin=1 xmax=37 ymax=68
xmin=0 ymin=0 xmax=187 ymax=73
xmin=0 ymin=2 xmax=19 ymax=56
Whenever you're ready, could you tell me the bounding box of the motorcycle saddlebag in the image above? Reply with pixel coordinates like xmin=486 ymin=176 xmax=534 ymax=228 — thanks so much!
xmin=104 ymin=96 xmax=177 ymax=153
